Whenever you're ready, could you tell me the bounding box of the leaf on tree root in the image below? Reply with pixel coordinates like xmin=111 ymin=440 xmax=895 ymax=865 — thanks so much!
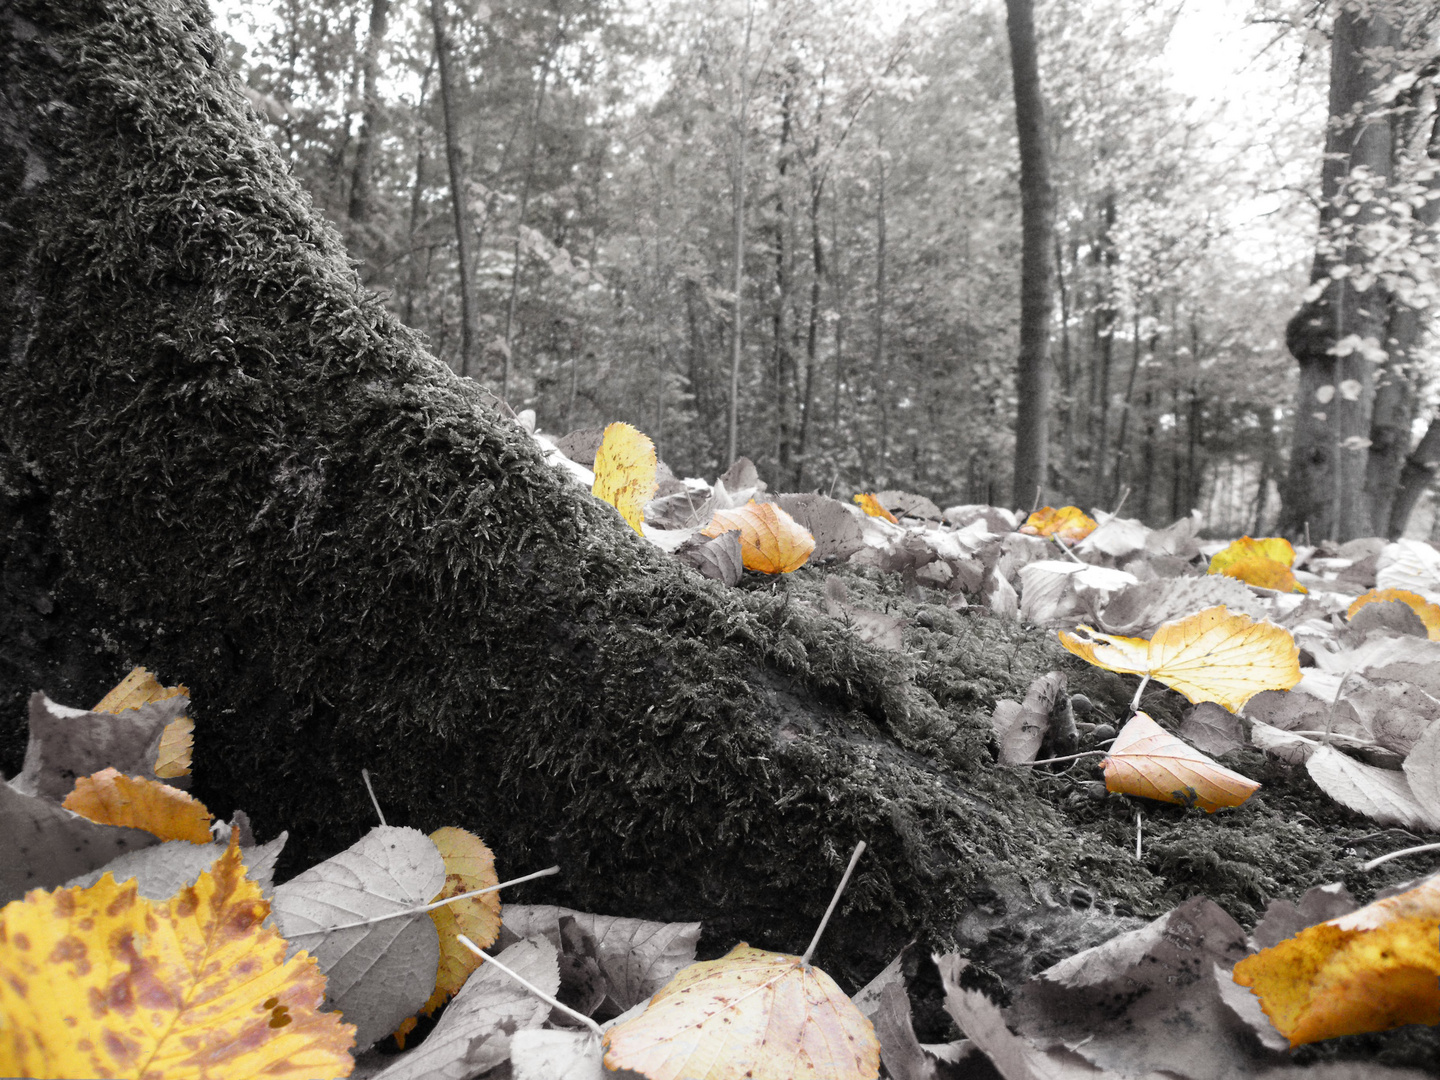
xmin=94 ymin=666 xmax=194 ymax=779
xmin=591 ymin=422 xmax=658 ymax=534
xmin=602 ymin=943 xmax=880 ymax=1080
xmin=1232 ymin=870 xmax=1440 ymax=1046
xmin=1020 ymin=506 xmax=1097 ymax=543
xmin=1058 ymin=605 xmax=1300 ymax=712
xmin=702 ymin=500 xmax=815 ymax=574
xmin=0 ymin=836 xmax=355 ymax=1080
xmin=62 ymin=768 xmax=213 ymax=843
xmin=1102 ymin=712 xmax=1259 ymax=812
xmin=1348 ymin=588 xmax=1440 ymax=640
xmin=852 ymin=493 xmax=898 ymax=524
xmin=270 ymin=825 xmax=446 ymax=1051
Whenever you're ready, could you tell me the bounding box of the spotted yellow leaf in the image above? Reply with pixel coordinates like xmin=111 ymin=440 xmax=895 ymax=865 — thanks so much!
xmin=1348 ymin=588 xmax=1440 ymax=641
xmin=592 ymin=422 xmax=658 ymax=534
xmin=95 ymin=666 xmax=193 ymax=779
xmin=1058 ymin=605 xmax=1300 ymax=712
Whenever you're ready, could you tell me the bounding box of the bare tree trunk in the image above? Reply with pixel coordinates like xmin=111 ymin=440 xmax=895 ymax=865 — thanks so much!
xmin=1054 ymin=233 xmax=1074 ymax=499
xmin=428 ymin=0 xmax=478 ymax=378
xmin=726 ymin=6 xmax=757 ymax=467
xmin=874 ymin=124 xmax=890 ymax=480
xmin=1090 ymin=193 xmax=1117 ymax=507
xmin=794 ymin=166 xmax=825 ymax=491
xmin=771 ymin=74 xmax=794 ymax=477
xmin=347 ymin=0 xmax=391 ymax=225
xmin=1005 ymin=0 xmax=1055 ymax=510
xmin=402 ymin=62 xmax=433 ymax=328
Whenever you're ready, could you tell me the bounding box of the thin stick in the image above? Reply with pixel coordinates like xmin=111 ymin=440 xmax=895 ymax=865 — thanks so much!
xmin=1135 ymin=810 xmax=1143 ymax=860
xmin=802 ymin=841 xmax=865 ymax=965
xmin=1360 ymin=841 xmax=1440 ymax=871
xmin=361 ymin=769 xmax=387 ymax=826
xmin=286 ymin=865 xmax=560 ymax=936
xmin=1110 ymin=485 xmax=1131 ymax=519
xmin=1017 ymin=749 xmax=1108 ymax=767
xmin=1130 ymin=674 xmax=1150 ymax=714
xmin=1051 ymin=534 xmax=1085 ymax=564
xmin=1030 ymin=485 xmax=1042 ymax=514
xmin=459 ymin=934 xmax=604 ymax=1038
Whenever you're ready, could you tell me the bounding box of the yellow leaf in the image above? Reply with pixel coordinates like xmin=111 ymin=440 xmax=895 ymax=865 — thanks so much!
xmin=1209 ymin=536 xmax=1296 ymax=571
xmin=701 ymin=500 xmax=815 ymax=574
xmin=1057 ymin=605 xmax=1300 ymax=712
xmin=95 ymin=666 xmax=194 ymax=779
xmin=62 ymin=767 xmax=214 ymax=844
xmin=1348 ymin=588 xmax=1440 ymax=641
xmin=1020 ymin=506 xmax=1097 ymax=543
xmin=1207 ymin=538 xmax=1305 ymax=593
xmin=0 ymin=837 xmax=355 ymax=1080
xmin=1102 ymin=712 xmax=1259 ymax=812
xmin=852 ymin=493 xmax=898 ymax=524
xmin=592 ymin=422 xmax=658 ymax=534
xmin=603 ymin=944 xmax=879 ymax=1080
xmin=1232 ymin=872 xmax=1440 ymax=1046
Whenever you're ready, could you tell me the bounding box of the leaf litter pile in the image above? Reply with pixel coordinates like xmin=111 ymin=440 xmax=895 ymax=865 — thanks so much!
xmin=4 ymin=418 xmax=1440 ymax=1077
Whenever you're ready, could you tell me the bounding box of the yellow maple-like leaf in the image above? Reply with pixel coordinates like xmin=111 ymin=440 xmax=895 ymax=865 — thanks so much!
xmin=1102 ymin=712 xmax=1259 ymax=812
xmin=592 ymin=421 xmax=658 ymax=534
xmin=62 ymin=767 xmax=213 ymax=844
xmin=1232 ymin=871 xmax=1440 ymax=1046
xmin=1347 ymin=588 xmax=1440 ymax=640
xmin=0 ymin=836 xmax=355 ymax=1079
xmin=852 ymin=493 xmax=898 ymax=524
xmin=702 ymin=500 xmax=815 ymax=574
xmin=1058 ymin=605 xmax=1300 ymax=712
xmin=603 ymin=943 xmax=879 ymax=1080
xmin=1207 ymin=537 xmax=1305 ymax=593
xmin=95 ymin=666 xmax=194 ymax=779
xmin=1020 ymin=506 xmax=1098 ymax=543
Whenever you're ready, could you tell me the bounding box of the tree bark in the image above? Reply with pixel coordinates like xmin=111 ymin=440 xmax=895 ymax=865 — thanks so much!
xmin=1004 ymin=0 xmax=1055 ymax=511
xmin=347 ymin=0 xmax=392 ymax=225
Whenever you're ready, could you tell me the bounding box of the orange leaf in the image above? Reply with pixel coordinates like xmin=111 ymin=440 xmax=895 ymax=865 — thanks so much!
xmin=1058 ymin=605 xmax=1300 ymax=712
xmin=602 ymin=943 xmax=879 ymax=1080
xmin=701 ymin=500 xmax=815 ymax=574
xmin=591 ymin=422 xmax=658 ymax=534
xmin=0 ymin=836 xmax=355 ymax=1080
xmin=1348 ymin=588 xmax=1440 ymax=641
xmin=1101 ymin=712 xmax=1259 ymax=812
xmin=94 ymin=666 xmax=193 ymax=779
xmin=1232 ymin=872 xmax=1440 ymax=1045
xmin=63 ymin=767 xmax=213 ymax=844
xmin=852 ymin=493 xmax=898 ymax=524
xmin=1020 ymin=506 xmax=1097 ymax=543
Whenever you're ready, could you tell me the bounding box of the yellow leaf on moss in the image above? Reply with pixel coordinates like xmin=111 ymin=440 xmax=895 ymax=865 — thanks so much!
xmin=95 ymin=666 xmax=194 ymax=779
xmin=702 ymin=500 xmax=815 ymax=574
xmin=852 ymin=493 xmax=898 ymax=524
xmin=592 ymin=422 xmax=658 ymax=534
xmin=1020 ymin=506 xmax=1097 ymax=543
xmin=1232 ymin=871 xmax=1440 ymax=1046
xmin=1102 ymin=712 xmax=1259 ymax=812
xmin=0 ymin=836 xmax=355 ymax=1080
xmin=1058 ymin=605 xmax=1300 ymax=712
xmin=603 ymin=943 xmax=879 ymax=1080
xmin=62 ymin=767 xmax=213 ymax=844
xmin=1348 ymin=588 xmax=1440 ymax=640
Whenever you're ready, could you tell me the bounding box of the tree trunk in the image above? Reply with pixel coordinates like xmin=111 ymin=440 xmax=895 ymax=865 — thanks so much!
xmin=1089 ymin=193 xmax=1117 ymax=508
xmin=770 ymin=75 xmax=794 ymax=478
xmin=874 ymin=130 xmax=890 ymax=481
xmin=347 ymin=0 xmax=391 ymax=225
xmin=1278 ymin=7 xmax=1400 ymax=540
xmin=793 ymin=165 xmax=825 ymax=491
xmin=1004 ymin=0 xmax=1055 ymax=511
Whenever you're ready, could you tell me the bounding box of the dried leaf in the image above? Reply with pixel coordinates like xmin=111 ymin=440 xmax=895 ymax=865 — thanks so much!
xmin=414 ymin=827 xmax=501 ymax=1018
xmin=1020 ymin=506 xmax=1098 ymax=543
xmin=780 ymin=494 xmax=866 ymax=563
xmin=702 ymin=500 xmax=815 ymax=574
xmin=1404 ymin=719 xmax=1440 ymax=824
xmin=1017 ymin=561 xmax=1137 ymax=628
xmin=1251 ymin=883 xmax=1357 ymax=952
xmin=1348 ymin=588 xmax=1440 ymax=640
xmin=991 ymin=672 xmax=1066 ymax=765
xmin=1232 ymin=871 xmax=1440 ymax=1046
xmin=1102 ymin=712 xmax=1260 ymax=812
xmin=592 ymin=422 xmax=658 ymax=533
xmin=872 ymin=490 xmax=941 ymax=521
xmin=602 ymin=943 xmax=880 ymax=1080
xmin=853 ymin=493 xmax=899 ymax=523
xmin=1210 ymin=553 xmax=1307 ymax=594
xmin=1179 ymin=702 xmax=1245 ymax=758
xmin=1210 ymin=536 xmax=1297 ymax=571
xmin=62 ymin=768 xmax=213 ymax=843
xmin=94 ymin=666 xmax=194 ymax=779
xmin=1304 ymin=745 xmax=1440 ymax=831
xmin=1098 ymin=575 xmax=1266 ymax=638
xmin=1074 ymin=515 xmax=1150 ymax=560
xmin=1058 ymin=605 xmax=1301 ymax=712
xmin=0 ymin=838 xmax=355 ymax=1080
xmin=63 ymin=831 xmax=288 ymax=901
xmin=1375 ymin=538 xmax=1440 ymax=599
xmin=674 ymin=529 xmax=744 ymax=586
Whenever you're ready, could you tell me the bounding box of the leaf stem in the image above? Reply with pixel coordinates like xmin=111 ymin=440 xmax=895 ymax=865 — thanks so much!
xmin=1051 ymin=534 xmax=1085 ymax=564
xmin=1129 ymin=674 xmax=1150 ymax=714
xmin=801 ymin=840 xmax=865 ymax=965
xmin=361 ymin=768 xmax=387 ymax=826
xmin=459 ymin=935 xmax=604 ymax=1038
xmin=1360 ymin=841 xmax=1440 ymax=871
xmin=1019 ymin=749 xmax=1108 ymax=767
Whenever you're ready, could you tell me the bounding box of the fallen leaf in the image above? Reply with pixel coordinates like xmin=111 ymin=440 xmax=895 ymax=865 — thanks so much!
xmin=991 ymin=672 xmax=1066 ymax=766
xmin=1179 ymin=702 xmax=1245 ymax=758
xmin=1347 ymin=588 xmax=1440 ymax=640
xmin=871 ymin=981 xmax=936 ymax=1080
xmin=674 ymin=529 xmax=744 ymax=586
xmin=511 ymin=1029 xmax=616 ymax=1080
xmin=62 ymin=768 xmax=213 ymax=843
xmin=780 ymin=495 xmax=866 ymax=563
xmin=1097 ymin=575 xmax=1267 ymax=637
xmin=1017 ymin=561 xmax=1137 ymax=628
xmin=1232 ymin=871 xmax=1440 ymax=1045
xmin=413 ymin=828 xmax=502 ymax=1020
xmin=1058 ymin=605 xmax=1301 ymax=712
xmin=1101 ymin=712 xmax=1260 ymax=812
xmin=602 ymin=943 xmax=880 ymax=1080
xmin=1405 ymin=719 xmax=1440 ymax=824
xmin=1210 ymin=536 xmax=1297 ymax=571
xmin=0 ymin=837 xmax=355 ymax=1080
xmin=1250 ymin=883 xmax=1357 ymax=952
xmin=1020 ymin=506 xmax=1098 ymax=543
xmin=270 ymin=825 xmax=446 ymax=1051
xmin=1344 ymin=597 xmax=1430 ymax=642
xmin=592 ymin=422 xmax=658 ymax=534
xmin=1074 ymin=514 xmax=1150 ymax=560
xmin=702 ymin=500 xmax=815 ymax=574
xmin=1375 ymin=538 xmax=1440 ymax=600
xmin=1211 ymin=553 xmax=1307 ymax=594
xmin=1304 ymin=745 xmax=1440 ymax=831
xmin=873 ymin=490 xmax=942 ymax=521
xmin=853 ymin=493 xmax=899 ymax=523
xmin=63 ymin=831 xmax=288 ymax=900
xmin=94 ymin=666 xmax=194 ymax=779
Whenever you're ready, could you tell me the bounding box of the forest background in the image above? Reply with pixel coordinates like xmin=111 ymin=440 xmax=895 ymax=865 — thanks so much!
xmin=208 ymin=0 xmax=1440 ymax=541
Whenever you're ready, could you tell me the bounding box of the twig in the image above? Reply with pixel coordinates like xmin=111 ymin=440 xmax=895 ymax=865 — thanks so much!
xmin=459 ymin=934 xmax=604 ymax=1038
xmin=1360 ymin=841 xmax=1440 ymax=871
xmin=361 ymin=769 xmax=387 ymax=826
xmin=1051 ymin=534 xmax=1085 ymax=565
xmin=286 ymin=865 xmax=560 ymax=936
xmin=1017 ymin=749 xmax=1108 ymax=767
xmin=1110 ymin=486 xmax=1131 ymax=519
xmin=1134 ymin=810 xmax=1143 ymax=860
xmin=1129 ymin=674 xmax=1151 ymax=715
xmin=802 ymin=840 xmax=865 ymax=965
xmin=1030 ymin=485 xmax=1042 ymax=514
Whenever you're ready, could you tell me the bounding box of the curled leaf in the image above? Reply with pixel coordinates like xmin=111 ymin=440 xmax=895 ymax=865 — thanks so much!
xmin=1208 ymin=536 xmax=1305 ymax=594
xmin=62 ymin=768 xmax=213 ymax=844
xmin=701 ymin=500 xmax=815 ymax=574
xmin=852 ymin=493 xmax=898 ymax=524
xmin=1102 ymin=712 xmax=1259 ymax=812
xmin=1348 ymin=588 xmax=1440 ymax=641
xmin=1020 ymin=506 xmax=1097 ymax=543
xmin=94 ymin=666 xmax=194 ymax=779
